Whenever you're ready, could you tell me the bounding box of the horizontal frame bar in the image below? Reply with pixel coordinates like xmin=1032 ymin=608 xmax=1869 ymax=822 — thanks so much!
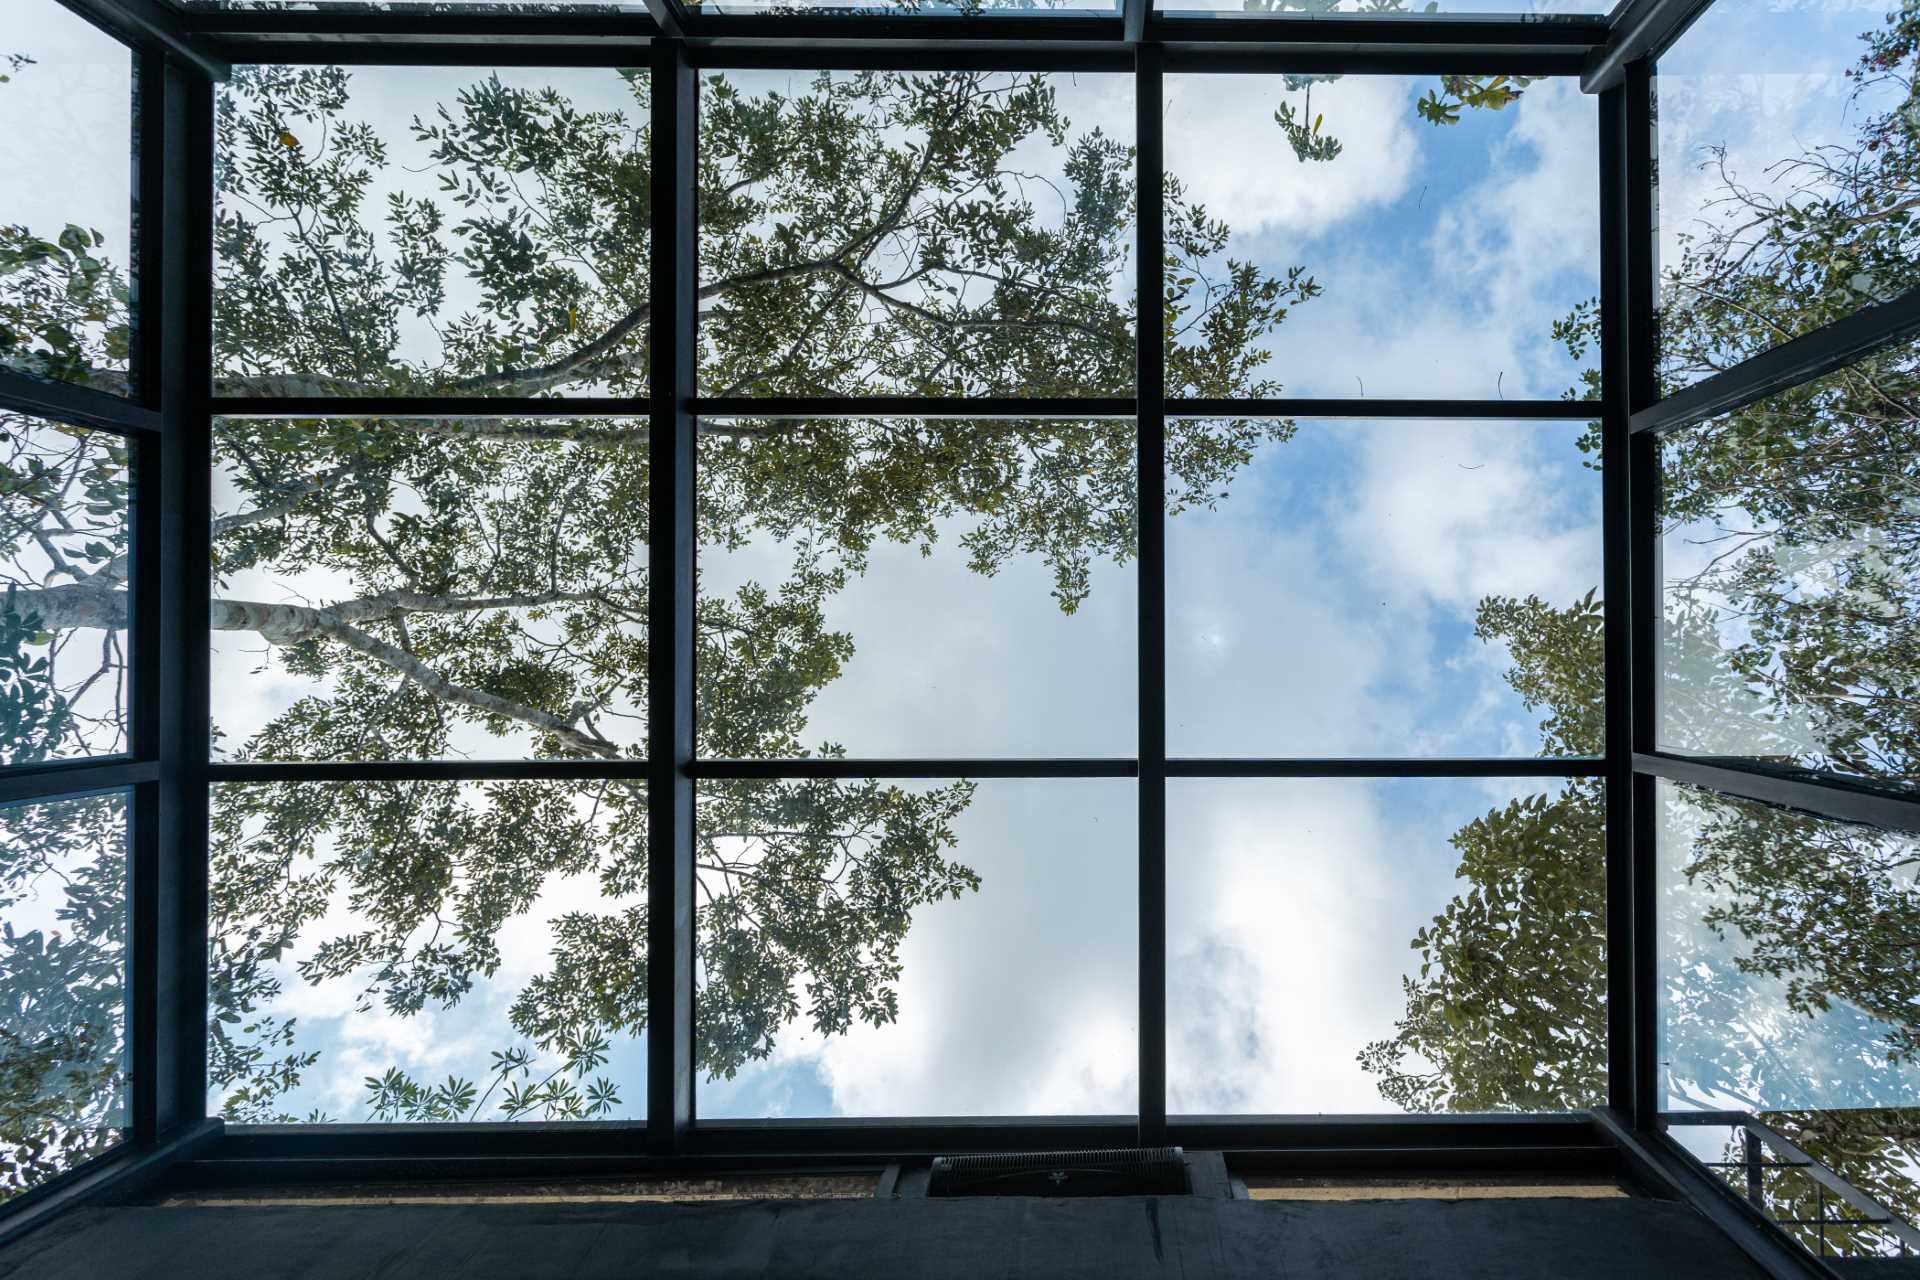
xmin=0 ymin=369 xmax=163 ymax=436
xmin=0 ymin=758 xmax=155 ymax=806
xmin=209 ymin=397 xmax=648 ymax=420
xmin=1168 ymin=398 xmax=1598 ymax=420
xmin=210 ymin=395 xmax=1604 ymax=423
xmin=696 ymin=396 xmax=1135 ymax=420
xmin=1631 ymin=286 xmax=1920 ymax=438
xmin=1167 ymin=757 xmax=1604 ymax=778
xmin=181 ymin=7 xmax=658 ymax=44
xmin=205 ymin=758 xmax=1607 ymax=783
xmin=205 ymin=39 xmax=658 ymax=69
xmin=691 ymin=758 xmax=1137 ymax=779
xmin=200 ymin=1112 xmax=1604 ymax=1163
xmin=208 ymin=760 xmax=649 ymax=784
xmin=1634 ymin=751 xmax=1920 ymax=833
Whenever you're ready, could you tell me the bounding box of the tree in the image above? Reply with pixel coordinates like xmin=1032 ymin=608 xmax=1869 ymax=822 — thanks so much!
xmin=2 ymin=57 xmax=1339 ymax=1164
xmin=1366 ymin=4 xmax=1920 ymax=1250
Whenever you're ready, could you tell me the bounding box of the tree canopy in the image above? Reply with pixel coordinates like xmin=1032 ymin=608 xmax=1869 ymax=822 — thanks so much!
xmin=0 ymin=8 xmax=1915 ymax=1252
xmin=1366 ymin=5 xmax=1920 ymax=1251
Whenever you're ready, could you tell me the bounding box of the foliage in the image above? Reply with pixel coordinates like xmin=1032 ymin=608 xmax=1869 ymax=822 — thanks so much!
xmin=1366 ymin=4 xmax=1920 ymax=1253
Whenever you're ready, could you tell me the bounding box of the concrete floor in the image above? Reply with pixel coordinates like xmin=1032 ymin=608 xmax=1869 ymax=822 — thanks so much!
xmin=1 ymin=1195 xmax=1772 ymax=1279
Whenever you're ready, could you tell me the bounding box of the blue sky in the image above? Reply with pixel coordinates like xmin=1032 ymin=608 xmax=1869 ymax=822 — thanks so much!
xmin=7 ymin=0 xmax=1920 ymax=1129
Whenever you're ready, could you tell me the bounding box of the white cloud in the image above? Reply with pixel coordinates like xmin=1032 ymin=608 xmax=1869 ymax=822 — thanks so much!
xmin=1165 ymin=75 xmax=1422 ymax=237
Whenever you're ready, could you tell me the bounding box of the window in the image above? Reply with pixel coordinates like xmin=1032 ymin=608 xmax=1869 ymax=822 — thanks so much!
xmin=210 ymin=416 xmax=649 ymax=763
xmin=698 ymin=70 xmax=1135 ymax=399
xmin=696 ymin=778 xmax=1135 ymax=1118
xmin=215 ymin=65 xmax=651 ymax=398
xmin=0 ymin=414 xmax=133 ymax=768
xmin=697 ymin=417 xmax=1136 ymax=759
xmin=1163 ymin=73 xmax=1599 ymax=400
xmin=1169 ymin=776 xmax=1605 ymax=1115
xmin=1167 ymin=418 xmax=1602 ymax=759
xmin=1655 ymin=0 xmax=1920 ymax=390
xmin=210 ymin=780 xmax=646 ymax=1123
xmin=0 ymin=2 xmax=135 ymax=397
xmin=1656 ymin=336 xmax=1920 ymax=794
xmin=0 ymin=791 xmax=129 ymax=1202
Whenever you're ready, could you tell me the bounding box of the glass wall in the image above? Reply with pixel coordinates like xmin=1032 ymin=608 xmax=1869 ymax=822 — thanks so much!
xmin=0 ymin=2 xmax=144 ymax=1210
xmin=1650 ymin=0 xmax=1920 ymax=1261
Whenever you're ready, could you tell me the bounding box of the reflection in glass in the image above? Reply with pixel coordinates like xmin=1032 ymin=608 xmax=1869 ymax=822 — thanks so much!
xmin=696 ymin=779 xmax=1135 ymax=1118
xmin=697 ymin=418 xmax=1135 ymax=759
xmin=1167 ymin=419 xmax=1602 ymax=758
xmin=1655 ymin=0 xmax=1920 ymax=389
xmin=698 ymin=70 xmax=1135 ymax=397
xmin=0 ymin=414 xmax=132 ymax=767
xmin=0 ymin=2 xmax=134 ymax=396
xmin=1658 ymin=781 xmax=1920 ymax=1115
xmin=209 ymin=780 xmax=646 ymax=1123
xmin=215 ymin=65 xmax=650 ymax=397
xmin=1168 ymin=777 xmax=1604 ymax=1115
xmin=211 ymin=418 xmax=648 ymax=763
xmin=1657 ymin=780 xmax=1920 ymax=1253
xmin=1163 ymin=72 xmax=1597 ymax=400
xmin=1657 ymin=341 xmax=1920 ymax=792
xmin=0 ymin=791 xmax=128 ymax=1200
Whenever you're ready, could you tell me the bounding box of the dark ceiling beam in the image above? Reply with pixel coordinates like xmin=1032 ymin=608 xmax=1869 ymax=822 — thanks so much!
xmin=1582 ymin=0 xmax=1712 ymax=92
xmin=56 ymin=0 xmax=230 ymax=80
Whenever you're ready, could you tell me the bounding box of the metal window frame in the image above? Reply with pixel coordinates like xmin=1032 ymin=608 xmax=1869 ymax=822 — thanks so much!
xmin=0 ymin=3 xmax=1901 ymax=1274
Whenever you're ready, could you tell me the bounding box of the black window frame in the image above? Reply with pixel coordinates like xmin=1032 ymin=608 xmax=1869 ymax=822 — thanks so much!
xmin=0 ymin=3 xmax=1902 ymax=1275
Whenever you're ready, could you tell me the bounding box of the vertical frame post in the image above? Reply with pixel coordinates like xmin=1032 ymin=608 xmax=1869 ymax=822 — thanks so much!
xmin=1601 ymin=55 xmax=1663 ymax=1132
xmin=1135 ymin=42 xmax=1167 ymax=1148
xmin=132 ymin=49 xmax=214 ymax=1144
xmin=1625 ymin=57 xmax=1662 ymax=1132
xmin=648 ymin=37 xmax=698 ymax=1155
xmin=1598 ymin=78 xmax=1635 ymax=1121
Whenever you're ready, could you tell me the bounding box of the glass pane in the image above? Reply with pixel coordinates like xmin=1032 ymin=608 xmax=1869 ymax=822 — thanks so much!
xmin=1657 ymin=779 xmax=1920 ymax=1115
xmin=1168 ymin=777 xmax=1604 ymax=1115
xmin=696 ymin=778 xmax=1135 ymax=1118
xmin=1163 ymin=73 xmax=1598 ymax=400
xmin=211 ymin=417 xmax=647 ymax=762
xmin=697 ymin=418 xmax=1135 ymax=759
xmin=1 ymin=791 xmax=129 ymax=1201
xmin=1656 ymin=341 xmax=1920 ymax=792
xmin=1167 ymin=419 xmax=1602 ymax=758
xmin=1155 ymin=0 xmax=1608 ymax=13
xmin=215 ymin=65 xmax=649 ymax=397
xmin=0 ymin=3 xmax=134 ymax=396
xmin=698 ymin=70 xmax=1134 ymax=397
xmin=0 ymin=414 xmax=133 ymax=767
xmin=1655 ymin=0 xmax=1920 ymax=391
xmin=209 ymin=780 xmax=646 ymax=1123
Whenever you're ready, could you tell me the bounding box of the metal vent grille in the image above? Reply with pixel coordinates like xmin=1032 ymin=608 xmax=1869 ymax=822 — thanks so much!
xmin=926 ymin=1147 xmax=1188 ymax=1197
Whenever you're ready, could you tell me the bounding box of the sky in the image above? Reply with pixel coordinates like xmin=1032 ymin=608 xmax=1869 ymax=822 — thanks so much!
xmin=5 ymin=0 xmax=1919 ymax=1135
